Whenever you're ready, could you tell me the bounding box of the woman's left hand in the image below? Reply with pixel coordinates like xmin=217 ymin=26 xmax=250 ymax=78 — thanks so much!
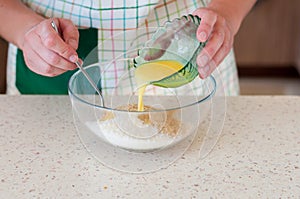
xmin=193 ymin=7 xmax=235 ymax=78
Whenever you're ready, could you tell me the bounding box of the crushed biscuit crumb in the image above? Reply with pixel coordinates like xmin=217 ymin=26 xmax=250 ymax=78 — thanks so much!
xmin=99 ymin=104 xmax=181 ymax=137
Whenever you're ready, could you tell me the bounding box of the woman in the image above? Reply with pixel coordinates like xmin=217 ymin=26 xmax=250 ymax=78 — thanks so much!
xmin=0 ymin=0 xmax=256 ymax=95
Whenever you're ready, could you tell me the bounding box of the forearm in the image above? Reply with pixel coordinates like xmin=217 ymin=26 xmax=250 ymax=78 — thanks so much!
xmin=207 ymin=0 xmax=257 ymax=35
xmin=0 ymin=0 xmax=44 ymax=49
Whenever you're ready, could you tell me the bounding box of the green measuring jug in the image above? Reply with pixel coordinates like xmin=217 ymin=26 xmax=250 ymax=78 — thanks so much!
xmin=133 ymin=14 xmax=206 ymax=88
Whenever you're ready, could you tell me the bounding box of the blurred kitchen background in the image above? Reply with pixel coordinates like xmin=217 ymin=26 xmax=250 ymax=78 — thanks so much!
xmin=235 ymin=0 xmax=300 ymax=95
xmin=0 ymin=0 xmax=299 ymax=95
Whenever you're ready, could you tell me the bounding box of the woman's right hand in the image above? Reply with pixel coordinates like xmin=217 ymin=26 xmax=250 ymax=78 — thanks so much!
xmin=21 ymin=18 xmax=79 ymax=77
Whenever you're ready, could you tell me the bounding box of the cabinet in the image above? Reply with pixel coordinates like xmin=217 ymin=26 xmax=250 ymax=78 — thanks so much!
xmin=234 ymin=0 xmax=300 ymax=73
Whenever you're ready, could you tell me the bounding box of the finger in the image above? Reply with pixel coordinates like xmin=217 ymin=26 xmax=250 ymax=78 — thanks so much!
xmin=28 ymin=32 xmax=77 ymax=71
xmin=58 ymin=18 xmax=79 ymax=50
xmin=198 ymin=61 xmax=217 ymax=79
xmin=36 ymin=19 xmax=78 ymax=63
xmin=198 ymin=40 xmax=230 ymax=78
xmin=77 ymin=58 xmax=83 ymax=66
xmin=23 ymin=47 xmax=66 ymax=77
xmin=193 ymin=9 xmax=217 ymax=42
xmin=211 ymin=27 xmax=233 ymax=67
xmin=198 ymin=34 xmax=232 ymax=79
xmin=196 ymin=29 xmax=225 ymax=67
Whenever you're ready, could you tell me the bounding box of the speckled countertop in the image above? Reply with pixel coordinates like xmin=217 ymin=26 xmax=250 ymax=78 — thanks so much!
xmin=0 ymin=95 xmax=299 ymax=198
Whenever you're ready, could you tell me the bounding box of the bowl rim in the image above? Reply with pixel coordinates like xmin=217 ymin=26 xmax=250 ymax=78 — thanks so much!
xmin=68 ymin=64 xmax=216 ymax=113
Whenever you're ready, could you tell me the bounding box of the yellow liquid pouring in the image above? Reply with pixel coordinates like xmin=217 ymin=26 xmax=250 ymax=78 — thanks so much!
xmin=134 ymin=60 xmax=184 ymax=111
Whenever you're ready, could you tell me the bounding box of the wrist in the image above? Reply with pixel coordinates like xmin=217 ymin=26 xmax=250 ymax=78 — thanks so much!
xmin=207 ymin=0 xmax=254 ymax=35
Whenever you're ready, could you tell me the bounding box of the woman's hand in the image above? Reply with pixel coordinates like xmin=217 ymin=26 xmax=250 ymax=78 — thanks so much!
xmin=193 ymin=8 xmax=235 ymax=79
xmin=21 ymin=18 xmax=79 ymax=77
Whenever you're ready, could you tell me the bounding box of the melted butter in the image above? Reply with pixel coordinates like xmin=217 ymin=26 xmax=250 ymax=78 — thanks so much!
xmin=134 ymin=60 xmax=184 ymax=111
xmin=137 ymin=85 xmax=146 ymax=111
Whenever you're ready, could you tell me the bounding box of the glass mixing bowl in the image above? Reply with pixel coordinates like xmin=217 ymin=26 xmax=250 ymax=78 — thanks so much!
xmin=68 ymin=62 xmax=216 ymax=152
xmin=68 ymin=24 xmax=220 ymax=172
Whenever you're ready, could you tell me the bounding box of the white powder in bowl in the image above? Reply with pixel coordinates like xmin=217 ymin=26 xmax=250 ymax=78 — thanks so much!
xmin=98 ymin=119 xmax=183 ymax=151
xmin=84 ymin=116 xmax=192 ymax=152
xmin=83 ymin=104 xmax=193 ymax=151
